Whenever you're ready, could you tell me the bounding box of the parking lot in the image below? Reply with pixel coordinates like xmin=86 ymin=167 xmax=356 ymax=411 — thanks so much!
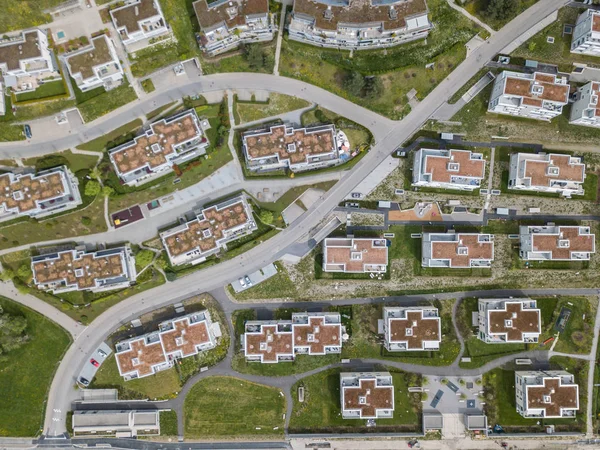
xmin=77 ymin=342 xmax=112 ymax=387
xmin=230 ymin=263 xmax=278 ymax=293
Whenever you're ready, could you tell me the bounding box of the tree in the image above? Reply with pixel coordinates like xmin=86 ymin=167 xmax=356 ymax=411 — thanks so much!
xmin=135 ymin=250 xmax=154 ymax=270
xmin=259 ymin=210 xmax=274 ymax=225
xmin=102 ymin=185 xmax=114 ymax=197
xmin=344 ymin=71 xmax=365 ymax=97
xmin=0 ymin=306 xmax=29 ymax=355
xmin=364 ymin=76 xmax=384 ymax=100
xmin=84 ymin=180 xmax=101 ymax=197
xmin=244 ymin=44 xmax=264 ymax=70
xmin=0 ymin=268 xmax=14 ymax=281
xmin=17 ymin=264 xmax=32 ymax=281
xmin=485 ymin=0 xmax=518 ymax=22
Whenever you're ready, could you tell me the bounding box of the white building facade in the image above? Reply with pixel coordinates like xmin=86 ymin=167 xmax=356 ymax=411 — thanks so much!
xmin=571 ymin=8 xmax=600 ymax=56
xmin=515 ymin=371 xmax=579 ymax=419
xmin=412 ymin=148 xmax=486 ymax=191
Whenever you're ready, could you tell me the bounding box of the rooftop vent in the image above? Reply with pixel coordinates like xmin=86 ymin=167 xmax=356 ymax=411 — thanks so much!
xmin=457 ymin=246 xmax=468 ymax=256
xmin=324 ymin=6 xmax=333 ymax=20
xmin=389 ymin=5 xmax=398 ymax=20
xmin=447 ymin=162 xmax=460 ymax=172
xmin=531 ymin=84 xmax=544 ymax=96
xmin=543 ymin=395 xmax=552 ymax=404
xmin=505 ymin=319 xmax=513 ymax=328
xmin=557 ymin=239 xmax=570 ymax=248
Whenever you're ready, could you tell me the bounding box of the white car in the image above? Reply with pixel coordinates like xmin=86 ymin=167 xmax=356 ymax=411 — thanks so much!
xmin=238 ymin=277 xmax=246 ymax=288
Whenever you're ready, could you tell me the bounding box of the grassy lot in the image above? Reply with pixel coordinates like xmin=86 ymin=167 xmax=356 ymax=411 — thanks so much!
xmin=547 ymin=296 xmax=596 ymax=355
xmin=235 ymin=93 xmax=310 ymax=124
xmin=201 ymin=42 xmax=277 ymax=75
xmin=0 ymin=123 xmax=25 ymax=142
xmin=141 ymin=79 xmax=156 ymax=93
xmin=15 ymin=80 xmax=67 ymax=103
xmin=130 ymin=41 xmax=183 ymax=77
xmin=146 ymin=101 xmax=178 ymax=120
xmin=463 ymin=0 xmax=539 ymax=31
xmin=428 ymin=84 xmax=600 ymax=146
xmin=0 ymin=297 xmax=71 ymax=437
xmin=483 ymin=357 xmax=587 ymax=432
xmin=91 ymin=354 xmax=182 ymax=400
xmin=77 ymin=119 xmax=143 ymax=152
xmin=22 ymin=150 xmax=99 ymax=173
xmin=77 ymin=80 xmax=138 ymax=123
xmin=342 ymin=302 xmax=460 ymax=366
xmin=279 ymin=0 xmax=480 ymax=119
xmin=230 ymin=261 xmax=300 ymax=301
xmin=184 ymin=376 xmax=285 ymax=438
xmin=289 ymin=367 xmax=422 ymax=433
xmin=0 ymin=0 xmax=64 ymax=32
xmin=160 ymin=411 xmax=178 ymax=436
xmin=511 ymin=7 xmax=594 ymax=73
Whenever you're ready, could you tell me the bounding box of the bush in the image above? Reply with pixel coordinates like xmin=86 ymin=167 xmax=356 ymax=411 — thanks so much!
xmin=259 ymin=210 xmax=274 ymax=225
xmin=165 ymin=271 xmax=177 ymax=282
xmin=485 ymin=0 xmax=518 ymax=21
xmin=84 ymin=180 xmax=101 ymax=197
xmin=32 ymin=155 xmax=69 ymax=171
xmin=81 ymin=216 xmax=92 ymax=226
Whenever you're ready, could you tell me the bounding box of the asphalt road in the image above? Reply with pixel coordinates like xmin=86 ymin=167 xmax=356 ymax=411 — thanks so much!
xmin=38 ymin=0 xmax=572 ymax=438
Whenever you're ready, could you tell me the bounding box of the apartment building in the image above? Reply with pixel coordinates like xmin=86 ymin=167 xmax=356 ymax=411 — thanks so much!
xmin=289 ymin=0 xmax=432 ymax=50
xmin=242 ymin=124 xmax=347 ymax=173
xmin=519 ymin=225 xmax=596 ymax=261
xmin=422 ymin=232 xmax=494 ymax=268
xmin=323 ymin=238 xmax=388 ymax=273
xmin=477 ymin=298 xmax=541 ymax=344
xmin=31 ymin=247 xmax=137 ymax=294
xmin=110 ymin=0 xmax=169 ymax=49
xmin=160 ymin=196 xmax=257 ymax=266
xmin=109 ymin=110 xmax=210 ymax=186
xmin=570 ymin=81 xmax=600 ymax=128
xmin=340 ymin=372 xmax=394 ymax=419
xmin=193 ymin=0 xmax=274 ymax=56
xmin=383 ymin=306 xmax=441 ymax=352
xmin=115 ymin=310 xmax=218 ymax=380
xmin=571 ymin=8 xmax=600 ymax=56
xmin=412 ymin=148 xmax=485 ymax=191
xmin=515 ymin=371 xmax=579 ymax=419
xmin=0 ymin=166 xmax=82 ymax=222
xmin=508 ymin=152 xmax=586 ymax=197
xmin=243 ymin=312 xmax=343 ymax=363
xmin=72 ymin=410 xmax=159 ymax=437
xmin=65 ymin=34 xmax=124 ymax=91
xmin=488 ymin=71 xmax=569 ymax=121
xmin=0 ymin=29 xmax=55 ymax=81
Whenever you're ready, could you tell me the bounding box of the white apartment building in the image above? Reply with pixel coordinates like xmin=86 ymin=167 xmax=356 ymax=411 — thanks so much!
xmin=571 ymin=8 xmax=600 ymax=56
xmin=508 ymin=152 xmax=586 ymax=197
xmin=340 ymin=372 xmax=394 ymax=419
xmin=0 ymin=29 xmax=54 ymax=79
xmin=31 ymin=247 xmax=137 ymax=294
xmin=160 ymin=196 xmax=257 ymax=266
xmin=193 ymin=0 xmax=275 ymax=56
xmin=243 ymin=312 xmax=343 ymax=363
xmin=519 ymin=225 xmax=595 ymax=261
xmin=412 ymin=148 xmax=486 ymax=191
xmin=477 ymin=298 xmax=541 ymax=344
xmin=109 ymin=110 xmax=211 ymax=186
xmin=570 ymin=81 xmax=600 ymax=128
xmin=242 ymin=124 xmax=347 ymax=173
xmin=289 ymin=0 xmax=432 ymax=50
xmin=383 ymin=306 xmax=441 ymax=352
xmin=422 ymin=232 xmax=494 ymax=268
xmin=322 ymin=238 xmax=388 ymax=273
xmin=0 ymin=166 xmax=82 ymax=222
xmin=110 ymin=0 xmax=170 ymax=49
xmin=115 ymin=310 xmax=218 ymax=380
xmin=515 ymin=371 xmax=579 ymax=419
xmin=65 ymin=34 xmax=124 ymax=92
xmin=488 ymin=71 xmax=569 ymax=121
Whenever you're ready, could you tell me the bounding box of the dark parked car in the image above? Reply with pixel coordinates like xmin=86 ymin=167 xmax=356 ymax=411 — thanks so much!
xmin=79 ymin=377 xmax=90 ymax=386
xmin=24 ymin=125 xmax=32 ymax=139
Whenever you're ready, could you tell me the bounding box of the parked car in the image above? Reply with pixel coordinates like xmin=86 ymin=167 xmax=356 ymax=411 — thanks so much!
xmin=244 ymin=275 xmax=253 ymax=286
xmin=90 ymin=359 xmax=99 ymax=367
xmin=238 ymin=277 xmax=246 ymax=288
xmin=79 ymin=377 xmax=90 ymax=386
xmin=24 ymin=125 xmax=32 ymax=139
xmin=351 ymin=192 xmax=362 ymax=199
xmin=97 ymin=349 xmax=107 ymax=358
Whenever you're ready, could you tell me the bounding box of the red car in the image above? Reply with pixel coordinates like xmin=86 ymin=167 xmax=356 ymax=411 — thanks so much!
xmin=90 ymin=358 xmax=100 ymax=367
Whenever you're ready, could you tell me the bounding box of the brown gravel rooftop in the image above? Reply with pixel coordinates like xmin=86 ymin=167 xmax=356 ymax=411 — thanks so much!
xmin=527 ymin=378 xmax=578 ymax=417
xmin=343 ymin=379 xmax=393 ymax=418
xmin=0 ymin=31 xmax=43 ymax=71
xmin=194 ymin=0 xmax=269 ymax=30
xmin=0 ymin=171 xmax=66 ymax=213
xmin=430 ymin=234 xmax=493 ymax=268
xmin=116 ymin=339 xmax=167 ymax=377
xmin=523 ymin=154 xmax=585 ymax=188
xmin=293 ymin=316 xmax=341 ymax=354
xmin=488 ymin=302 xmax=540 ymax=342
xmin=504 ymin=73 xmax=569 ymax=104
xmin=111 ymin=0 xmax=162 ymax=34
xmin=324 ymin=238 xmax=388 ymax=272
xmin=388 ymin=310 xmax=440 ymax=350
xmin=66 ymin=35 xmax=113 ymax=80
xmin=159 ymin=318 xmax=211 ymax=357
xmin=424 ymin=150 xmax=485 ymax=183
xmin=245 ymin=324 xmax=293 ymax=362
xmin=531 ymin=227 xmax=594 ymax=260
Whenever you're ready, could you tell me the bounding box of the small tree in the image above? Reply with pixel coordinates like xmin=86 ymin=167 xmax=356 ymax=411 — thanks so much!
xmin=485 ymin=0 xmax=518 ymax=22
xmin=17 ymin=264 xmax=32 ymax=281
xmin=259 ymin=210 xmax=274 ymax=225
xmin=0 ymin=306 xmax=29 ymax=355
xmin=364 ymin=76 xmax=384 ymax=100
xmin=244 ymin=44 xmax=264 ymax=69
xmin=344 ymin=71 xmax=365 ymax=97
xmin=84 ymin=180 xmax=101 ymax=197
xmin=102 ymin=185 xmax=115 ymax=197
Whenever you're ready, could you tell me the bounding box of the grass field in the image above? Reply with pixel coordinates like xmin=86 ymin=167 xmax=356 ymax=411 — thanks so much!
xmin=77 ymin=80 xmax=138 ymax=123
xmin=230 ymin=261 xmax=300 ymax=301
xmin=22 ymin=150 xmax=99 ymax=173
xmin=77 ymin=119 xmax=143 ymax=152
xmin=463 ymin=0 xmax=539 ymax=31
xmin=290 ymin=368 xmax=421 ymax=433
xmin=0 ymin=0 xmax=64 ymax=32
xmin=235 ymin=93 xmax=310 ymax=124
xmin=0 ymin=297 xmax=71 ymax=437
xmin=15 ymin=80 xmax=67 ymax=103
xmin=160 ymin=411 xmax=178 ymax=436
xmin=184 ymin=377 xmax=285 ymax=438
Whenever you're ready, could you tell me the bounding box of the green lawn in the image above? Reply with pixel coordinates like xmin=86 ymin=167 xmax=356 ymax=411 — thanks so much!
xmin=146 ymin=101 xmax=178 ymax=120
xmin=201 ymin=42 xmax=276 ymax=75
xmin=0 ymin=0 xmax=64 ymax=32
xmin=91 ymin=354 xmax=182 ymax=400
xmin=22 ymin=150 xmax=99 ymax=173
xmin=15 ymin=80 xmax=67 ymax=103
xmin=230 ymin=261 xmax=300 ymax=301
xmin=0 ymin=123 xmax=25 ymax=142
xmin=141 ymin=79 xmax=156 ymax=93
xmin=235 ymin=93 xmax=310 ymax=124
xmin=160 ymin=411 xmax=178 ymax=436
xmin=77 ymin=119 xmax=143 ymax=152
xmin=549 ymin=296 xmax=596 ymax=355
xmin=279 ymin=0 xmax=480 ymax=119
xmin=0 ymin=297 xmax=71 ymax=437
xmin=184 ymin=376 xmax=285 ymax=438
xmin=463 ymin=0 xmax=539 ymax=31
xmin=289 ymin=368 xmax=421 ymax=433
xmin=77 ymin=80 xmax=138 ymax=123
xmin=130 ymin=41 xmax=183 ymax=78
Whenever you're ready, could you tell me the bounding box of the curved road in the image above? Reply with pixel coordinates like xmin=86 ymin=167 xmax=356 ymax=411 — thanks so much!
xmin=35 ymin=0 xmax=571 ymax=438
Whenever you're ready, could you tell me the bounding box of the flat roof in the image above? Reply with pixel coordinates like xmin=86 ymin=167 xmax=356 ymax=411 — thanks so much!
xmin=530 ymin=226 xmax=595 ymax=260
xmin=0 ymin=170 xmax=67 ymax=213
xmin=193 ymin=0 xmax=269 ymax=30
xmin=111 ymin=111 xmax=203 ymax=176
xmin=66 ymin=35 xmax=113 ymax=80
xmin=116 ymin=338 xmax=167 ymax=377
xmin=488 ymin=301 xmax=541 ymax=341
xmin=343 ymin=377 xmax=394 ymax=418
xmin=245 ymin=324 xmax=293 ymax=362
xmin=527 ymin=378 xmax=578 ymax=417
xmin=0 ymin=31 xmax=43 ymax=71
xmin=32 ymin=249 xmax=129 ymax=291
xmin=111 ymin=0 xmax=162 ymax=34
xmin=293 ymin=316 xmax=341 ymax=354
xmin=520 ymin=153 xmax=585 ymax=188
xmin=244 ymin=124 xmax=336 ymax=166
xmin=429 ymin=233 xmax=493 ymax=267
xmin=293 ymin=0 xmax=428 ymax=32
xmin=388 ymin=310 xmax=440 ymax=349
xmin=160 ymin=317 xmax=212 ymax=357
xmin=324 ymin=238 xmax=388 ymax=272
xmin=423 ymin=149 xmax=485 ymax=183
xmin=504 ymin=72 xmax=569 ymax=104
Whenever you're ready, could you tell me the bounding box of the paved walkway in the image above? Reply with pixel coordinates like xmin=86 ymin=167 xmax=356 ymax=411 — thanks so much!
xmin=446 ymin=0 xmax=495 ymax=36
xmin=586 ymin=296 xmax=600 ymax=436
xmin=272 ymin=0 xmax=291 ymax=76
